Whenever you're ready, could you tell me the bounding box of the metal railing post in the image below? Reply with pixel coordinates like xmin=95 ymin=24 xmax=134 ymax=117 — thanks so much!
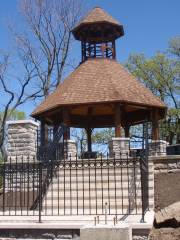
xmin=2 ymin=160 xmax=6 ymax=214
xmin=38 ymin=161 xmax=42 ymax=223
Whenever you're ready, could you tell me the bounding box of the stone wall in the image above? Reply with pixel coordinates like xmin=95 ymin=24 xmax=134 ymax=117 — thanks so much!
xmin=7 ymin=120 xmax=39 ymax=160
xmin=152 ymin=155 xmax=180 ymax=173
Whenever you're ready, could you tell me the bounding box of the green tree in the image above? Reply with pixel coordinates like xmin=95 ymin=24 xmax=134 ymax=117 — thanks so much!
xmin=125 ymin=37 xmax=180 ymax=143
xmin=0 ymin=109 xmax=25 ymax=122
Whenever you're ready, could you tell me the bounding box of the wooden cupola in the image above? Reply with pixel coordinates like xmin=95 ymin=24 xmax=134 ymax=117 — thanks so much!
xmin=72 ymin=7 xmax=124 ymax=62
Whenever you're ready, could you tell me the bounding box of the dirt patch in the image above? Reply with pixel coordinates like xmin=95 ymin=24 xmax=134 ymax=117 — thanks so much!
xmin=154 ymin=171 xmax=180 ymax=211
xmin=151 ymin=171 xmax=180 ymax=239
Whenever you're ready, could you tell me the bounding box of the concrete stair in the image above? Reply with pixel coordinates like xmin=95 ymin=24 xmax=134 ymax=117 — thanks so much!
xmin=42 ymin=160 xmax=154 ymax=215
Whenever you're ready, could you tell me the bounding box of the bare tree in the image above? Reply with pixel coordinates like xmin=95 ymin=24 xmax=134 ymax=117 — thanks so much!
xmin=0 ymin=52 xmax=41 ymax=156
xmin=16 ymin=0 xmax=83 ymax=98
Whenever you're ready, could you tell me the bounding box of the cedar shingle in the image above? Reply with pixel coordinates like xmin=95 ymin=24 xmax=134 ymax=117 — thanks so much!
xmin=32 ymin=58 xmax=166 ymax=117
xmin=76 ymin=7 xmax=121 ymax=26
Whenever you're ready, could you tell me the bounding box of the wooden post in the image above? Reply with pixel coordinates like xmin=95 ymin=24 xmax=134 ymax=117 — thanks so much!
xmin=86 ymin=107 xmax=93 ymax=152
xmin=86 ymin=127 xmax=92 ymax=152
xmin=152 ymin=110 xmax=159 ymax=140
xmin=114 ymin=104 xmax=121 ymax=137
xmin=112 ymin=40 xmax=116 ymax=59
xmin=94 ymin=43 xmax=96 ymax=57
xmin=40 ymin=120 xmax=48 ymax=145
xmin=53 ymin=125 xmax=59 ymax=141
xmin=63 ymin=109 xmax=70 ymax=140
xmin=125 ymin=125 xmax=130 ymax=138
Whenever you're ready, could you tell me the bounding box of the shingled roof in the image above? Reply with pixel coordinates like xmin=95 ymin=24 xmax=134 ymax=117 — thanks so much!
xmin=76 ymin=7 xmax=120 ymax=26
xmin=32 ymin=58 xmax=166 ymax=118
xmin=72 ymin=7 xmax=124 ymax=41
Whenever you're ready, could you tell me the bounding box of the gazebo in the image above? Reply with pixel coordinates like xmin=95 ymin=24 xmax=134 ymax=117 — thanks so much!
xmin=32 ymin=7 xmax=166 ymax=156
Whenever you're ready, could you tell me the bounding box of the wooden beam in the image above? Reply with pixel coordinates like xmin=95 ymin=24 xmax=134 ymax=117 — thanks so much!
xmin=125 ymin=109 xmax=151 ymax=125
xmin=114 ymin=104 xmax=121 ymax=137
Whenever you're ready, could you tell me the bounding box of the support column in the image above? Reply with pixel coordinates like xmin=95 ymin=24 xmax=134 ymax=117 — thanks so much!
xmin=62 ymin=109 xmax=77 ymax=158
xmin=109 ymin=105 xmax=130 ymax=158
xmin=109 ymin=137 xmax=130 ymax=158
xmin=86 ymin=127 xmax=92 ymax=152
xmin=149 ymin=110 xmax=167 ymax=155
xmin=152 ymin=111 xmax=159 ymax=141
xmin=7 ymin=120 xmax=39 ymax=161
xmin=86 ymin=107 xmax=93 ymax=153
xmin=40 ymin=120 xmax=48 ymax=146
xmin=63 ymin=109 xmax=70 ymax=140
xmin=53 ymin=124 xmax=59 ymax=142
xmin=114 ymin=104 xmax=121 ymax=137
xmin=125 ymin=125 xmax=130 ymax=138
xmin=112 ymin=40 xmax=116 ymax=59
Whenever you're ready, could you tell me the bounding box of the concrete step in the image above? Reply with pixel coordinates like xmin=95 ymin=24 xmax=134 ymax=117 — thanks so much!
xmin=52 ymin=168 xmax=154 ymax=176
xmin=45 ymin=182 xmax=153 ymax=192
xmin=43 ymin=196 xmax=154 ymax=206
xmin=44 ymin=190 xmax=154 ymax=200
xmin=41 ymin=208 xmax=144 ymax=215
xmin=41 ymin=161 xmax=154 ymax=215
xmin=44 ymin=186 xmax=153 ymax=194
xmin=43 ymin=200 xmax=153 ymax=207
xmin=50 ymin=175 xmax=153 ymax=184
xmin=42 ymin=203 xmax=154 ymax=211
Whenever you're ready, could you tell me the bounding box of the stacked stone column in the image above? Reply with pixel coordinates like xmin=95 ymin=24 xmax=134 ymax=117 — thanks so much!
xmin=109 ymin=137 xmax=130 ymax=158
xmin=149 ymin=140 xmax=168 ymax=156
xmin=64 ymin=139 xmax=77 ymax=159
xmin=7 ymin=120 xmax=39 ymax=161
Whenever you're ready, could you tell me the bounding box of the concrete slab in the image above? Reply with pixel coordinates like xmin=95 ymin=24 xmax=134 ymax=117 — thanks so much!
xmin=0 ymin=211 xmax=154 ymax=231
xmin=80 ymin=223 xmax=132 ymax=240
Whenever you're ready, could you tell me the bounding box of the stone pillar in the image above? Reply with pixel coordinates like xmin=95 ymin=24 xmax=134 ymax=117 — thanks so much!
xmin=65 ymin=139 xmax=77 ymax=159
xmin=109 ymin=137 xmax=130 ymax=158
xmin=149 ymin=140 xmax=168 ymax=156
xmin=7 ymin=120 xmax=39 ymax=161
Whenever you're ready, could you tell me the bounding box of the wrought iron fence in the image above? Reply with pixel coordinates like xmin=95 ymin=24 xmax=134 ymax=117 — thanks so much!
xmin=0 ymin=153 xmax=149 ymax=222
xmin=37 ymin=124 xmax=68 ymax=161
xmin=130 ymin=120 xmax=180 ymax=156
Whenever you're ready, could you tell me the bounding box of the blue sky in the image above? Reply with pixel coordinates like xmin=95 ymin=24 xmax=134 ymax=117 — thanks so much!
xmin=0 ymin=0 xmax=180 ymax=116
